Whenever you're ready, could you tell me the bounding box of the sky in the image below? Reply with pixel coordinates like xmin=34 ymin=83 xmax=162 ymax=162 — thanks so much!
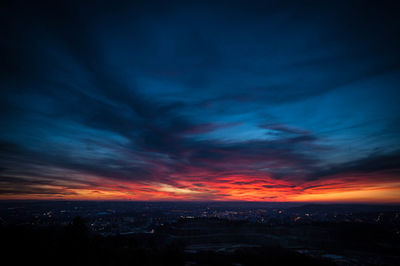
xmin=1 ymin=0 xmax=400 ymax=202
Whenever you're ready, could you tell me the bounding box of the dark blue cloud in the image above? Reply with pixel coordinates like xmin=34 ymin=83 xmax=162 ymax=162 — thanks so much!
xmin=1 ymin=0 xmax=400 ymax=198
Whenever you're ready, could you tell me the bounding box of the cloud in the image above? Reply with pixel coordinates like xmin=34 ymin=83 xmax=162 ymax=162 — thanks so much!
xmin=260 ymin=123 xmax=311 ymax=135
xmin=0 ymin=0 xmax=399 ymax=201
xmin=308 ymin=150 xmax=400 ymax=181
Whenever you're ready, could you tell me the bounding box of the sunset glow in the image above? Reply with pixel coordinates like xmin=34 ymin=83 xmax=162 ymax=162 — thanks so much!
xmin=1 ymin=175 xmax=399 ymax=203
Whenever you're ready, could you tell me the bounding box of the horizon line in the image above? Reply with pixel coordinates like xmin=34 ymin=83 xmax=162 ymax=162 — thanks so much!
xmin=1 ymin=199 xmax=399 ymax=205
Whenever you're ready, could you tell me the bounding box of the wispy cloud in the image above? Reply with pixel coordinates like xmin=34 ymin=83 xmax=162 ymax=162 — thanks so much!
xmin=1 ymin=0 xmax=399 ymax=202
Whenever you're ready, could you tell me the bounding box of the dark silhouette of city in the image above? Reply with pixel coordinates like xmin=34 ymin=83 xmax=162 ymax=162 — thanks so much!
xmin=1 ymin=201 xmax=399 ymax=265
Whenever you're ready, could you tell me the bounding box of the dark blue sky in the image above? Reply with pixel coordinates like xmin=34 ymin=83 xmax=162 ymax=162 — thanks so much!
xmin=1 ymin=0 xmax=400 ymax=201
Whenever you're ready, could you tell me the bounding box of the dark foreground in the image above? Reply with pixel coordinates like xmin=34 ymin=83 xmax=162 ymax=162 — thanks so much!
xmin=2 ymin=222 xmax=335 ymax=266
xmin=1 ymin=201 xmax=400 ymax=265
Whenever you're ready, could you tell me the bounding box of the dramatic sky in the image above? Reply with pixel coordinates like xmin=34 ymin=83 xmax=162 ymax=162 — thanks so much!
xmin=1 ymin=0 xmax=400 ymax=202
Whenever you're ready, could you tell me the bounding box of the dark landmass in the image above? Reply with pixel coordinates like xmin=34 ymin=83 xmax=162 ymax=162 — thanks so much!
xmin=1 ymin=201 xmax=399 ymax=265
